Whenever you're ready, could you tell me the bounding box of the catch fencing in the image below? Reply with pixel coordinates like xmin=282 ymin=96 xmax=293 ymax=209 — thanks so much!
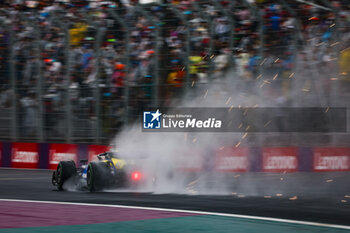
xmin=0 ymin=1 xmax=349 ymax=146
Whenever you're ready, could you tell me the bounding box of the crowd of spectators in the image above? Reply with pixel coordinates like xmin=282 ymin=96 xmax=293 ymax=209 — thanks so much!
xmin=0 ymin=0 xmax=349 ymax=142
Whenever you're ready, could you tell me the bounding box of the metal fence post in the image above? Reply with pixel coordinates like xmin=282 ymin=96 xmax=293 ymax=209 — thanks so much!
xmin=241 ymin=0 xmax=264 ymax=73
xmin=8 ymin=20 xmax=17 ymax=141
xmin=31 ymin=13 xmax=44 ymax=142
xmin=81 ymin=11 xmax=105 ymax=144
xmin=322 ymin=0 xmax=342 ymax=145
xmin=62 ymin=19 xmax=72 ymax=143
xmin=154 ymin=18 xmax=160 ymax=108
xmin=136 ymin=5 xmax=160 ymax=107
xmin=192 ymin=2 xmax=214 ymax=80
xmin=212 ymin=0 xmax=234 ymax=69
xmin=52 ymin=11 xmax=73 ymax=143
xmin=94 ymin=27 xmax=105 ymax=144
xmin=239 ymin=0 xmax=265 ymax=145
xmin=322 ymin=0 xmax=341 ymax=107
xmin=107 ymin=9 xmax=130 ymax=126
xmin=168 ymin=5 xmax=190 ymax=93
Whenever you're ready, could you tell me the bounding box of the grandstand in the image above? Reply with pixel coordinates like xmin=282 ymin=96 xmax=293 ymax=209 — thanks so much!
xmin=0 ymin=0 xmax=349 ymax=145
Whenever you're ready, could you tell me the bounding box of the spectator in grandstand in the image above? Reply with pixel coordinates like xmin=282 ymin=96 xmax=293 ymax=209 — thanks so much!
xmin=1 ymin=0 xmax=350 ymax=140
xmin=215 ymin=17 xmax=230 ymax=42
xmin=0 ymin=85 xmax=12 ymax=108
xmin=112 ymin=63 xmax=125 ymax=95
xmin=20 ymin=91 xmax=37 ymax=137
xmin=213 ymin=47 xmax=230 ymax=78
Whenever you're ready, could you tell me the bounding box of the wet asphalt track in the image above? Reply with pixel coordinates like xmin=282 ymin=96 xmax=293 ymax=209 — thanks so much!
xmin=0 ymin=168 xmax=350 ymax=226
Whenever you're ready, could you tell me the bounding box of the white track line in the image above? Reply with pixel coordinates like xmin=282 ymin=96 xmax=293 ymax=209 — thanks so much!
xmin=0 ymin=199 xmax=349 ymax=230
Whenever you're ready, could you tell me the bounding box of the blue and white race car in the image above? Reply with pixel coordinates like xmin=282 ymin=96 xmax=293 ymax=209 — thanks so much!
xmin=51 ymin=152 xmax=143 ymax=191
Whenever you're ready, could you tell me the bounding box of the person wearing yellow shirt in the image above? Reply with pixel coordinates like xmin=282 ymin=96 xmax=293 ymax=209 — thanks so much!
xmin=340 ymin=47 xmax=350 ymax=78
xmin=69 ymin=22 xmax=88 ymax=47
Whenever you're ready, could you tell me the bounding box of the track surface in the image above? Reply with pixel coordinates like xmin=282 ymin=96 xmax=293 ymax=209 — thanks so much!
xmin=0 ymin=168 xmax=350 ymax=227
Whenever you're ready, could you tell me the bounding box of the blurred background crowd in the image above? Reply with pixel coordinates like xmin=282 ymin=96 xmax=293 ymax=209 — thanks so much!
xmin=0 ymin=0 xmax=349 ymax=144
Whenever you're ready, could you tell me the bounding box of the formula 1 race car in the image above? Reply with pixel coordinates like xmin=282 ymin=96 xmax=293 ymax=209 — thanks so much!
xmin=51 ymin=152 xmax=142 ymax=191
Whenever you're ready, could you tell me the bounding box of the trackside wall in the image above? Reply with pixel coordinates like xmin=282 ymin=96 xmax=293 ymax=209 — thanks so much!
xmin=0 ymin=142 xmax=349 ymax=172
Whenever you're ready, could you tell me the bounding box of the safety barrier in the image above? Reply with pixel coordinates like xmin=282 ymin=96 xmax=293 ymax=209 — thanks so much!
xmin=0 ymin=141 xmax=349 ymax=172
xmin=0 ymin=142 xmax=109 ymax=170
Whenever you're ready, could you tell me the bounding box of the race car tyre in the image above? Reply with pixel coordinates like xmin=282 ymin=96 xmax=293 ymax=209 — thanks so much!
xmin=56 ymin=161 xmax=76 ymax=191
xmin=87 ymin=162 xmax=108 ymax=192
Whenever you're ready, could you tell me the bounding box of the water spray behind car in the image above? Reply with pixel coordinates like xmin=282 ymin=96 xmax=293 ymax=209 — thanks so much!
xmin=111 ymin=69 xmax=269 ymax=195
